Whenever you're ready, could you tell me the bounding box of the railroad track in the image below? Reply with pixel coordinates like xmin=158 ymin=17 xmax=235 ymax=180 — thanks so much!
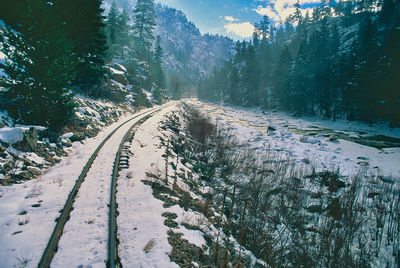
xmin=38 ymin=104 xmax=171 ymax=268
xmin=107 ymin=113 xmax=154 ymax=268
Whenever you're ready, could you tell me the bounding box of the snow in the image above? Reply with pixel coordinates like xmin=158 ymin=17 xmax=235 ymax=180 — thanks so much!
xmin=143 ymin=88 xmax=153 ymax=102
xmin=187 ymin=99 xmax=400 ymax=178
xmin=0 ymin=103 xmax=175 ymax=268
xmin=165 ymin=206 xmax=207 ymax=248
xmin=0 ymin=51 xmax=7 ymax=79
xmin=117 ymin=103 xmax=179 ymax=267
xmin=0 ymin=127 xmax=26 ymax=145
xmin=113 ymin=63 xmax=127 ymax=72
xmin=108 ymin=66 xmax=125 ymax=75
xmin=0 ymin=125 xmax=44 ymax=146
xmin=61 ymin=132 xmax=73 ymax=139
xmin=2 ymin=98 xmax=397 ymax=267
xmin=0 ymin=125 xmax=46 ymax=145
xmin=0 ymin=111 xmax=13 ymax=126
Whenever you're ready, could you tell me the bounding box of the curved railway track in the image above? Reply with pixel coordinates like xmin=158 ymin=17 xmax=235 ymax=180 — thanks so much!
xmin=38 ymin=104 xmax=171 ymax=268
xmin=107 ymin=112 xmax=155 ymax=268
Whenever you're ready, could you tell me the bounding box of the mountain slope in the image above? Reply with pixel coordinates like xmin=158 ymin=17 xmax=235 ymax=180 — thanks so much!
xmin=103 ymin=0 xmax=234 ymax=84
xmin=154 ymin=4 xmax=234 ymax=82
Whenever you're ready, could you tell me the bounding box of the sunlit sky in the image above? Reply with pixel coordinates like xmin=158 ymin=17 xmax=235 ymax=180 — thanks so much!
xmin=156 ymin=0 xmax=320 ymax=40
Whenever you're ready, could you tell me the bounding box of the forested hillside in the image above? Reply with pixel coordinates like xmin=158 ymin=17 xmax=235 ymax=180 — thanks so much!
xmin=198 ymin=0 xmax=400 ymax=126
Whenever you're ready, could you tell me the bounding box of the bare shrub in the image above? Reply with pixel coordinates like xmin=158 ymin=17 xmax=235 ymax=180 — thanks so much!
xmin=161 ymin=103 xmax=400 ymax=267
xmin=25 ymin=183 xmax=42 ymax=199
xmin=15 ymin=250 xmax=33 ymax=268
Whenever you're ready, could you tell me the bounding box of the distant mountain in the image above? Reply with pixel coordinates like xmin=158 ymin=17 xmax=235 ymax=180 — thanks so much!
xmin=154 ymin=4 xmax=234 ymax=83
xmin=103 ymin=0 xmax=234 ymax=84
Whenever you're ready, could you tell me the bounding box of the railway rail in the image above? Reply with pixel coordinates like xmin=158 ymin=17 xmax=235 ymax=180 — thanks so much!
xmin=38 ymin=104 xmax=171 ymax=268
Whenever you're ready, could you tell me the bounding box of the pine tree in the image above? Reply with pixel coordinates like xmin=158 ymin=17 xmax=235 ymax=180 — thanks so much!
xmin=335 ymin=0 xmax=346 ymax=16
xmin=107 ymin=2 xmax=119 ymax=46
xmin=378 ymin=0 xmax=399 ymax=26
xmin=312 ymin=8 xmax=320 ymax=22
xmin=241 ymin=45 xmax=259 ymax=106
xmin=292 ymin=0 xmax=304 ymax=23
xmin=344 ymin=0 xmax=354 ymax=16
xmin=54 ymin=0 xmax=107 ymax=95
xmin=234 ymin=41 xmax=243 ymax=63
xmin=356 ymin=17 xmax=380 ymax=122
xmin=289 ymin=35 xmax=311 ymax=115
xmin=272 ymin=47 xmax=292 ymax=110
xmin=376 ymin=27 xmax=400 ymax=125
xmin=252 ymin=31 xmax=260 ymax=49
xmin=0 ymin=0 xmax=76 ymax=129
xmin=132 ymin=0 xmax=156 ymax=54
xmin=77 ymin=0 xmax=107 ymax=95
xmin=153 ymin=36 xmax=166 ymax=88
xmin=258 ymin=16 xmax=270 ymax=39
xmin=228 ymin=66 xmax=240 ymax=105
xmin=320 ymin=0 xmax=332 ymax=18
xmin=115 ymin=9 xmax=132 ymax=56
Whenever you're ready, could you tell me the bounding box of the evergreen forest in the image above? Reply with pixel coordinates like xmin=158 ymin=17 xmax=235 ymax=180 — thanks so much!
xmin=198 ymin=0 xmax=400 ymax=126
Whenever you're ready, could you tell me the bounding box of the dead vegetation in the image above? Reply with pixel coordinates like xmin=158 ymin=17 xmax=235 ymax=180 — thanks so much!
xmin=146 ymin=103 xmax=400 ymax=267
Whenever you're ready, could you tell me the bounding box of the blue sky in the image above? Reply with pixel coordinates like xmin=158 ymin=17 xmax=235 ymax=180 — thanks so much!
xmin=156 ymin=0 xmax=321 ymax=40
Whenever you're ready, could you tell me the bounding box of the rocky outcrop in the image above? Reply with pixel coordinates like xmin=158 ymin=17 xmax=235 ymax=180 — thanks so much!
xmin=13 ymin=127 xmax=38 ymax=152
xmin=70 ymin=132 xmax=85 ymax=142
xmin=107 ymin=64 xmax=129 ymax=86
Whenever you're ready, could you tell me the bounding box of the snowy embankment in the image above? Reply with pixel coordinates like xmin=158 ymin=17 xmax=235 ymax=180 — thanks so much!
xmin=188 ymin=99 xmax=400 ymax=178
xmin=0 ymin=105 xmax=166 ymax=268
xmin=0 ymin=97 xmax=137 ymax=185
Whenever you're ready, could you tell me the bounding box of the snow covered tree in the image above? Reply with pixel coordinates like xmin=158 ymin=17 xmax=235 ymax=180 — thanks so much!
xmin=132 ymin=0 xmax=156 ymax=54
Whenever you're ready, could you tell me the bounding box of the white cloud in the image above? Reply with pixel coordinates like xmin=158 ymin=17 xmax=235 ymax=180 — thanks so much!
xmin=224 ymin=16 xmax=240 ymax=22
xmin=254 ymin=0 xmax=320 ymax=24
xmin=224 ymin=22 xmax=255 ymax=38
xmin=254 ymin=5 xmax=282 ymax=22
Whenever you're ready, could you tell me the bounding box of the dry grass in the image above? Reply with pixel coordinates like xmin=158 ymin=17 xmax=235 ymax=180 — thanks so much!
xmin=143 ymin=239 xmax=155 ymax=253
xmin=25 ymin=184 xmax=42 ymax=199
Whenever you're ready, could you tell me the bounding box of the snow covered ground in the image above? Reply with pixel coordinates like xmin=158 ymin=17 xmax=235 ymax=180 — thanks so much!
xmin=117 ymin=104 xmax=180 ymax=268
xmin=0 ymin=103 xmax=174 ymax=268
xmin=188 ymin=99 xmax=400 ymax=178
xmin=1 ymin=98 xmax=398 ymax=267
